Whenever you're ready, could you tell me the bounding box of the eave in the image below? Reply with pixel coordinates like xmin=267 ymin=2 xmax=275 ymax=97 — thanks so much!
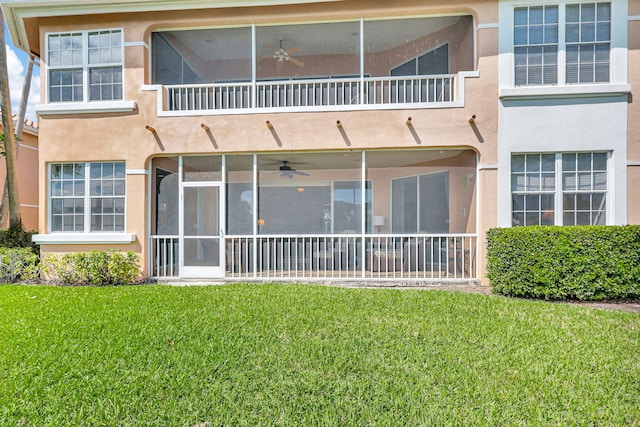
xmin=1 ymin=0 xmax=343 ymax=55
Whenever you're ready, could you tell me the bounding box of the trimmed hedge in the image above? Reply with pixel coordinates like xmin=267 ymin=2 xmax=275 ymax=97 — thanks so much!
xmin=486 ymin=225 xmax=640 ymax=301
xmin=43 ymin=250 xmax=142 ymax=286
xmin=0 ymin=247 xmax=39 ymax=283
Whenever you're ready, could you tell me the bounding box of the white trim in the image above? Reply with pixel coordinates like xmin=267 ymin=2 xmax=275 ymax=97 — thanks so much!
xmin=32 ymin=233 xmax=136 ymax=245
xmin=126 ymin=169 xmax=149 ymax=175
xmin=478 ymin=164 xmax=498 ymax=170
xmin=142 ymin=84 xmax=164 ymax=117
xmin=18 ymin=143 xmax=38 ymax=151
xmin=499 ymin=84 xmax=632 ymax=99
xmin=4 ymin=0 xmax=341 ymax=17
xmin=499 ymin=0 xmax=628 ymax=90
xmin=629 ymin=15 xmax=640 ymax=21
xmin=147 ymin=71 xmax=480 ymax=116
xmin=44 ymin=28 xmax=125 ymax=104
xmin=627 ymin=161 xmax=640 ymax=166
xmin=20 ymin=204 xmax=39 ymax=208
xmin=147 ymin=162 xmax=152 ymax=276
xmin=157 ymin=101 xmax=466 ymax=116
xmin=476 ymin=23 xmax=499 ymax=30
xmin=36 ymin=101 xmax=137 ymax=115
xmin=2 ymin=0 xmax=342 ymax=53
xmin=123 ymin=41 xmax=149 ymax=48
xmin=158 ymin=101 xmax=464 ymax=117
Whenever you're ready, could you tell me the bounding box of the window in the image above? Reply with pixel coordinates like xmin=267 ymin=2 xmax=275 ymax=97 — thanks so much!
xmin=48 ymin=29 xmax=123 ymax=103
xmin=561 ymin=153 xmax=607 ymax=225
xmin=565 ymin=3 xmax=611 ymax=83
xmin=152 ymin=33 xmax=202 ymax=85
xmin=391 ymin=172 xmax=450 ymax=233
xmin=333 ymin=181 xmax=372 ymax=234
xmin=50 ymin=162 xmax=126 ymax=232
xmin=511 ymin=153 xmax=607 ymax=226
xmin=511 ymin=154 xmax=556 ymax=225
xmin=390 ymin=44 xmax=449 ymax=76
xmin=514 ymin=6 xmax=558 ymax=85
xmin=513 ymin=2 xmax=610 ymax=86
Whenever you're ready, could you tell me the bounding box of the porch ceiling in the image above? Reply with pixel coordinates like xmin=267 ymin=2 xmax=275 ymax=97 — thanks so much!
xmin=167 ymin=16 xmax=461 ymax=61
xmin=256 ymin=149 xmax=467 ymax=171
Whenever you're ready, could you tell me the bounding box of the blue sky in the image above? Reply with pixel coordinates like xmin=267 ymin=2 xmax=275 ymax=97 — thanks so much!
xmin=4 ymin=26 xmax=40 ymax=122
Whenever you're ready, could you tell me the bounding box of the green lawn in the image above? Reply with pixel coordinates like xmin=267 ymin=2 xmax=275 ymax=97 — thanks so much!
xmin=0 ymin=284 xmax=638 ymax=426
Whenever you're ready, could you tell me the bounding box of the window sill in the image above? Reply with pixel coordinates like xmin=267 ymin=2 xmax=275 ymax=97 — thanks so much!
xmin=32 ymin=233 xmax=136 ymax=245
xmin=36 ymin=101 xmax=137 ymax=115
xmin=499 ymin=84 xmax=631 ymax=100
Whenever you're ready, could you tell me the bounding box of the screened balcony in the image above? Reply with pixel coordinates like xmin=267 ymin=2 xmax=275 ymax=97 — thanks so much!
xmin=150 ymin=16 xmax=476 ymax=114
xmin=149 ymin=149 xmax=477 ymax=281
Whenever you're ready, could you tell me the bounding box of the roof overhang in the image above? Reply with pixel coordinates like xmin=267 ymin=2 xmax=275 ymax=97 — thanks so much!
xmin=1 ymin=0 xmax=343 ymax=55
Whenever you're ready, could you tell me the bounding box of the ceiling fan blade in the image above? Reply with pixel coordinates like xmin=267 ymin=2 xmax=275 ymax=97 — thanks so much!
xmin=287 ymin=57 xmax=304 ymax=68
xmin=257 ymin=55 xmax=273 ymax=62
xmin=292 ymin=170 xmax=310 ymax=176
xmin=266 ymin=44 xmax=278 ymax=52
xmin=285 ymin=47 xmax=300 ymax=55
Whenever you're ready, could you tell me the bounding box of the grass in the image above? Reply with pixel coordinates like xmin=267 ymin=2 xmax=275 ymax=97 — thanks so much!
xmin=0 ymin=284 xmax=638 ymax=426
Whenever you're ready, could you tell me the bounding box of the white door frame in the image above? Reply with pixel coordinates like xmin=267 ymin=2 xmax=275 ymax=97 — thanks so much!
xmin=180 ymin=180 xmax=225 ymax=278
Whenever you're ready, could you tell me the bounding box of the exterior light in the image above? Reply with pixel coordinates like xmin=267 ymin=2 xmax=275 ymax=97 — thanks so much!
xmin=373 ymin=216 xmax=385 ymax=233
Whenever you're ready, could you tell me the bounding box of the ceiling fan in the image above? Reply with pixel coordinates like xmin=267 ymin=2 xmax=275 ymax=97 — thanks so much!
xmin=279 ymin=161 xmax=309 ymax=179
xmin=262 ymin=38 xmax=304 ymax=73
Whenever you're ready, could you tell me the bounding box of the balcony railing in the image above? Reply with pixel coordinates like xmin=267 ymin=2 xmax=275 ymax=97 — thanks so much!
xmin=165 ymin=75 xmax=457 ymax=113
xmin=151 ymin=234 xmax=477 ymax=281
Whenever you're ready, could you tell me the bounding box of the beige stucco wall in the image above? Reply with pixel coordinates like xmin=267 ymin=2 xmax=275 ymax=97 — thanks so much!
xmin=30 ymin=0 xmax=500 ymax=281
xmin=0 ymin=127 xmax=39 ymax=231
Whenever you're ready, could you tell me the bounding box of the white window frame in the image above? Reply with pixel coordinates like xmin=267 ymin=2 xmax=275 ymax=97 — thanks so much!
xmin=45 ymin=28 xmax=125 ymax=104
xmin=48 ymin=161 xmax=127 ymax=234
xmin=514 ymin=2 xmax=610 ymax=86
xmin=564 ymin=2 xmax=612 ymax=84
xmin=513 ymin=5 xmax=559 ymax=86
xmin=510 ymin=152 xmax=609 ymax=226
xmin=498 ymin=0 xmax=628 ymax=93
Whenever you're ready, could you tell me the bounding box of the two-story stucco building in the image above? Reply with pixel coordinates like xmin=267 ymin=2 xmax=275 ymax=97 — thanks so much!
xmin=0 ymin=116 xmax=39 ymax=231
xmin=2 ymin=0 xmax=638 ymax=283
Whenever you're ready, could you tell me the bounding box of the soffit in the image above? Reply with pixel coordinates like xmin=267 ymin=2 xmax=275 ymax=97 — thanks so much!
xmin=1 ymin=0 xmax=343 ymax=54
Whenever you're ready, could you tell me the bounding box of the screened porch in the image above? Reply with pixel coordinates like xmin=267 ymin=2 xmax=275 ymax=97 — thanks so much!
xmin=151 ymin=15 xmax=475 ymax=113
xmin=150 ymin=150 xmax=477 ymax=281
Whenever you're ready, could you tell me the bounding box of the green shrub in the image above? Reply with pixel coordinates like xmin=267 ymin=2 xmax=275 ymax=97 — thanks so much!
xmin=0 ymin=225 xmax=38 ymax=254
xmin=43 ymin=250 xmax=142 ymax=286
xmin=486 ymin=225 xmax=640 ymax=301
xmin=0 ymin=247 xmax=39 ymax=282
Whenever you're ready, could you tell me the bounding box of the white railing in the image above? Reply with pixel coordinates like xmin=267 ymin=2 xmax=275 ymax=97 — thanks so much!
xmin=151 ymin=234 xmax=477 ymax=281
xmin=256 ymin=78 xmax=362 ymax=108
xmin=365 ymin=75 xmax=455 ymax=104
xmin=167 ymin=82 xmax=252 ymax=111
xmin=165 ymin=75 xmax=456 ymax=112
xmin=151 ymin=236 xmax=179 ymax=278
